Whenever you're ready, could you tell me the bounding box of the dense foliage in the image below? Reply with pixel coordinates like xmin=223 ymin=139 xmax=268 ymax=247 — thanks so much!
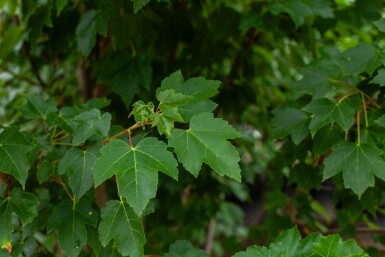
xmin=1 ymin=0 xmax=385 ymax=256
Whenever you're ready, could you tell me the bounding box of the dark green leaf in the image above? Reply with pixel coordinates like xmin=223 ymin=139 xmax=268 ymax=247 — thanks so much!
xmin=269 ymin=0 xmax=313 ymax=27
xmin=323 ymin=142 xmax=385 ymax=197
xmin=304 ymin=98 xmax=355 ymax=134
xmin=169 ymin=113 xmax=241 ymax=181
xmin=312 ymin=125 xmax=341 ymax=156
xmin=19 ymin=95 xmax=57 ymax=120
xmin=341 ymin=44 xmax=381 ymax=76
xmin=98 ymin=200 xmax=145 ymax=257
xmin=164 ymin=240 xmax=209 ymax=257
xmin=76 ymin=10 xmax=106 ymax=56
xmin=48 ymin=199 xmax=97 ymax=257
xmin=93 ymin=137 xmax=178 ymax=215
xmin=58 ymin=142 xmax=101 ymax=199
xmin=0 ymin=128 xmax=34 ymax=188
xmin=293 ymin=67 xmax=333 ymax=98
xmin=373 ymin=18 xmax=385 ymax=32
xmin=272 ymin=108 xmax=309 ymax=144
xmin=0 ymin=188 xmax=39 ymax=249
xmin=72 ymin=109 xmax=111 ymax=145
xmin=370 ymin=69 xmax=385 ymax=86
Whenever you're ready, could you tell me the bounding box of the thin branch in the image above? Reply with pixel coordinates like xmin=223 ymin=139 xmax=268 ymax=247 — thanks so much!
xmin=205 ymin=218 xmax=216 ymax=254
xmin=22 ymin=43 xmax=47 ymax=89
xmin=103 ymin=122 xmax=147 ymax=144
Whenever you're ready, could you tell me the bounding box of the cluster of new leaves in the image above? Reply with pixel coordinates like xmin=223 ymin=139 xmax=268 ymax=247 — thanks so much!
xmin=0 ymin=71 xmax=241 ymax=256
xmin=272 ymin=19 xmax=385 ymax=198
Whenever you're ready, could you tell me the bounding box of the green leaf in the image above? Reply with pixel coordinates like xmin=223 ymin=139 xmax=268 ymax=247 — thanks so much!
xmin=93 ymin=137 xmax=178 ymax=215
xmin=232 ymin=246 xmax=271 ymax=257
xmin=56 ymin=0 xmax=68 ymax=15
xmin=97 ymin=54 xmax=152 ymax=107
xmin=312 ymin=234 xmax=368 ymax=257
xmin=370 ymin=69 xmax=385 ymax=86
xmin=269 ymin=227 xmax=301 ymax=256
xmin=0 ymin=188 xmax=39 ymax=248
xmin=132 ymin=0 xmax=151 ymax=13
xmin=293 ymin=67 xmax=333 ymax=98
xmin=157 ymin=89 xmax=192 ymax=109
xmin=375 ymin=114 xmax=385 ymax=127
xmin=19 ymin=95 xmax=57 ymax=120
xmin=0 ymin=128 xmax=34 ymax=188
xmin=323 ymin=142 xmax=385 ymax=197
xmin=157 ymin=71 xmax=220 ymax=121
xmin=269 ymin=0 xmax=313 ymax=27
xmin=130 ymin=100 xmax=155 ymax=123
xmin=152 ymin=109 xmax=183 ymax=136
xmin=373 ymin=18 xmax=385 ymax=33
xmin=72 ymin=109 xmax=111 ymax=145
xmin=98 ymin=200 xmax=145 ymax=257
xmin=304 ymin=98 xmax=355 ymax=134
xmin=76 ymin=10 xmax=106 ymax=56
xmin=164 ymin=240 xmax=209 ymax=257
xmin=312 ymin=125 xmax=341 ymax=156
xmin=169 ymin=113 xmax=241 ymax=181
xmin=0 ymin=26 xmax=22 ymax=59
xmin=58 ymin=142 xmax=101 ymax=199
xmin=271 ymin=108 xmax=309 ymax=144
xmin=341 ymin=44 xmax=382 ymax=76
xmin=308 ymin=0 xmax=334 ymax=18
xmin=48 ymin=199 xmax=97 ymax=257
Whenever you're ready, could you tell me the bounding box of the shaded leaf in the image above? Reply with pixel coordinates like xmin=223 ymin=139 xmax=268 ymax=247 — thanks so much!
xmin=93 ymin=137 xmax=178 ymax=215
xmin=76 ymin=10 xmax=106 ymax=56
xmin=132 ymin=0 xmax=151 ymax=13
xmin=271 ymin=108 xmax=309 ymax=144
xmin=98 ymin=200 xmax=145 ymax=257
xmin=373 ymin=18 xmax=385 ymax=33
xmin=370 ymin=69 xmax=385 ymax=86
xmin=169 ymin=113 xmax=241 ymax=181
xmin=269 ymin=0 xmax=313 ymax=27
xmin=165 ymin=240 xmax=208 ymax=257
xmin=293 ymin=67 xmax=333 ymax=98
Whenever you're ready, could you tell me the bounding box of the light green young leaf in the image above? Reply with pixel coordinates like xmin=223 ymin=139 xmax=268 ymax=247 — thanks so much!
xmin=341 ymin=44 xmax=382 ymax=76
xmin=0 ymin=188 xmax=39 ymax=248
xmin=76 ymin=10 xmax=106 ymax=56
xmin=72 ymin=109 xmax=111 ymax=145
xmin=93 ymin=137 xmax=178 ymax=215
xmin=130 ymin=101 xmax=155 ymax=123
xmin=19 ymin=95 xmax=57 ymax=120
xmin=271 ymin=108 xmax=309 ymax=144
xmin=164 ymin=240 xmax=209 ymax=257
xmin=304 ymin=98 xmax=354 ymax=134
xmin=152 ymin=109 xmax=183 ymax=136
xmin=58 ymin=142 xmax=101 ymax=199
xmin=0 ymin=128 xmax=34 ymax=188
xmin=48 ymin=199 xmax=97 ymax=257
xmin=169 ymin=113 xmax=241 ymax=181
xmin=98 ymin=200 xmax=145 ymax=257
xmin=323 ymin=142 xmax=385 ymax=197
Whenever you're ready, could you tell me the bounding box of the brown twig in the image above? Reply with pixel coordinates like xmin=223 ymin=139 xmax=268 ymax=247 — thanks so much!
xmin=205 ymin=218 xmax=216 ymax=254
